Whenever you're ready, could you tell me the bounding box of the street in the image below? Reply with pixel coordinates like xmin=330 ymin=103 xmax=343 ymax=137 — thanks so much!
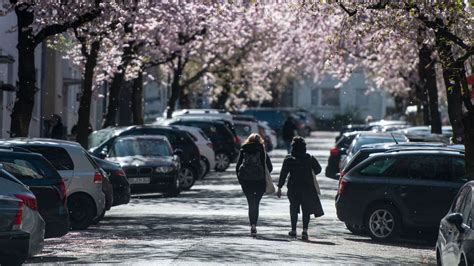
xmin=28 ymin=132 xmax=436 ymax=265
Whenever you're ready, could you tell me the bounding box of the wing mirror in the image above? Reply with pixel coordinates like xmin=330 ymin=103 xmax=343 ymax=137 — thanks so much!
xmin=446 ymin=213 xmax=465 ymax=233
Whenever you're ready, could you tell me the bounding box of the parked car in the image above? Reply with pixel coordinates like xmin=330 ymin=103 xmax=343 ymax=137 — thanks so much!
xmin=325 ymin=131 xmax=360 ymax=179
xmin=234 ymin=120 xmax=259 ymax=141
xmin=0 ymin=139 xmax=106 ymax=230
xmin=92 ymin=156 xmax=131 ymax=206
xmin=0 ymin=195 xmax=31 ymax=265
xmin=233 ymin=115 xmax=273 ymax=150
xmin=336 ymin=124 xmax=374 ymax=142
xmin=336 ymin=149 xmax=468 ymax=241
xmin=161 ymin=118 xmax=240 ymax=172
xmin=104 ymin=135 xmax=181 ymax=197
xmin=369 ymin=120 xmax=408 ymax=132
xmin=436 ymin=181 xmax=474 ymax=266
xmin=0 ymin=169 xmax=45 ymax=257
xmin=0 ymin=148 xmax=69 ymax=238
xmin=258 ymin=121 xmax=277 ymax=151
xmin=279 ymin=107 xmax=316 ymax=136
xmin=396 ymin=126 xmax=451 ymax=143
xmin=90 ymin=125 xmax=201 ymax=190
xmin=165 ymin=109 xmax=233 ymax=122
xmin=172 ymin=125 xmax=216 ymax=178
xmin=339 ymin=132 xmax=409 ymax=171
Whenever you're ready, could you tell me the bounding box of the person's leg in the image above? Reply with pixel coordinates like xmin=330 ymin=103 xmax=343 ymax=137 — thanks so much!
xmin=253 ymin=184 xmax=265 ymax=226
xmin=241 ymin=183 xmax=256 ymax=226
xmin=302 ymin=210 xmax=311 ymax=240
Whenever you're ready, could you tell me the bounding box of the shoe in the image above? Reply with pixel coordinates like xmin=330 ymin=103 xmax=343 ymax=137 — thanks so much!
xmin=302 ymin=231 xmax=308 ymax=241
xmin=251 ymin=228 xmax=257 ymax=237
xmin=288 ymin=230 xmax=297 ymax=238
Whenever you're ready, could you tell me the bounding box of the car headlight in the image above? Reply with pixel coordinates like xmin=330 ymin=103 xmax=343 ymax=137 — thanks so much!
xmin=155 ymin=166 xmax=174 ymax=173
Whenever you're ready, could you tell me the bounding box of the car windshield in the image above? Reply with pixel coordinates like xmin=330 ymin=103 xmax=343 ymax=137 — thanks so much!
xmin=353 ymin=136 xmax=407 ymax=153
xmin=110 ymin=138 xmax=172 ymax=157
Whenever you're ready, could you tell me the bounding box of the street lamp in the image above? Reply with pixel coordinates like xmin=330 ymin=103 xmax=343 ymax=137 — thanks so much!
xmin=0 ymin=49 xmax=15 ymax=92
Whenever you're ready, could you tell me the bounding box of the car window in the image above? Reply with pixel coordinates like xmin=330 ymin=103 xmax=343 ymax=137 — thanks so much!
xmin=0 ymin=157 xmax=58 ymax=180
xmin=109 ymin=138 xmax=172 ymax=157
xmin=461 ymin=191 xmax=472 ymax=225
xmin=451 ymin=157 xmax=468 ymax=182
xmin=22 ymin=146 xmax=74 ymax=171
xmin=360 ymin=157 xmax=397 ymax=176
xmin=453 ymin=187 xmax=470 ymax=213
xmin=353 ymin=137 xmax=406 ymax=154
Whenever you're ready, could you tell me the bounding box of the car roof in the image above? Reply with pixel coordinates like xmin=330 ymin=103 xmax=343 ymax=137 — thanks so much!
xmin=356 ymin=132 xmax=407 ymax=138
xmin=0 ymin=148 xmax=44 ymax=159
xmin=369 ymin=149 xmax=464 ymax=159
xmin=116 ymin=135 xmax=169 ymax=141
xmin=360 ymin=142 xmax=447 ymax=149
xmin=0 ymin=138 xmax=83 ymax=149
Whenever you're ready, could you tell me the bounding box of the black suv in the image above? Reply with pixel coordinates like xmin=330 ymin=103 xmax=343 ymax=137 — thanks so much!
xmin=336 ymin=149 xmax=468 ymax=241
xmin=90 ymin=125 xmax=201 ymax=191
xmin=0 ymin=149 xmax=69 ymax=238
xmin=167 ymin=118 xmax=240 ymax=172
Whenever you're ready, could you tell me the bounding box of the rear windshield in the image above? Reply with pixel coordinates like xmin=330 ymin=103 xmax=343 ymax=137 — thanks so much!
xmin=22 ymin=146 xmax=74 ymax=171
xmin=89 ymin=129 xmax=116 ymax=148
xmin=0 ymin=156 xmax=61 ymax=180
xmin=353 ymin=136 xmax=407 ymax=153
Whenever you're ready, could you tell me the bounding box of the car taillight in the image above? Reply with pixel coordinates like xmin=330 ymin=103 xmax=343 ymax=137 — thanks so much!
xmin=112 ymin=169 xmax=126 ymax=177
xmin=207 ymin=142 xmax=213 ymax=149
xmin=337 ymin=178 xmax=348 ymax=196
xmin=59 ymin=179 xmax=67 ymax=201
xmin=340 ymin=169 xmax=345 ymax=178
xmin=330 ymin=147 xmax=339 ymax=156
xmin=94 ymin=172 xmax=103 ymax=184
xmin=15 ymin=194 xmax=38 ymax=211
xmin=13 ymin=205 xmax=23 ymax=230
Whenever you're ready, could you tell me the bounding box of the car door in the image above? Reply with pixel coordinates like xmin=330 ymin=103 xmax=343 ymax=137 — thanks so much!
xmin=441 ymin=187 xmax=472 ymax=265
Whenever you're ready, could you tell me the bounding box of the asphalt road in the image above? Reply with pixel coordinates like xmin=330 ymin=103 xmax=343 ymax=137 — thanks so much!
xmin=28 ymin=131 xmax=436 ymax=265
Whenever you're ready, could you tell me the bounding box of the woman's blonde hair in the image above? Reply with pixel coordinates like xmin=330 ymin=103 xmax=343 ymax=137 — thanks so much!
xmin=243 ymin=133 xmax=264 ymax=145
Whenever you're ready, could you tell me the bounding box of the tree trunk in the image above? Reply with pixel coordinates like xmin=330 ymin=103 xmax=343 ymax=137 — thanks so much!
xmin=435 ymin=31 xmax=465 ymax=143
xmin=10 ymin=6 xmax=36 ymax=137
xmin=166 ymin=58 xmax=184 ymax=119
xmin=76 ymin=41 xmax=100 ymax=148
xmin=131 ymin=71 xmax=144 ymax=125
xmin=419 ymin=45 xmax=442 ymax=133
xmin=464 ymin=110 xmax=474 ymax=180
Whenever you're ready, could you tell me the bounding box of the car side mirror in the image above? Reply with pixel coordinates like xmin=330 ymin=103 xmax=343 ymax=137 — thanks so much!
xmin=446 ymin=213 xmax=465 ymax=233
xmin=340 ymin=148 xmax=347 ymax=156
xmin=173 ymin=149 xmax=183 ymax=156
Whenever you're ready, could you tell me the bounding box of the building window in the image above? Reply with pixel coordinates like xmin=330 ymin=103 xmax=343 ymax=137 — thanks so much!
xmin=311 ymin=88 xmax=319 ymax=106
xmin=321 ymin=88 xmax=340 ymax=107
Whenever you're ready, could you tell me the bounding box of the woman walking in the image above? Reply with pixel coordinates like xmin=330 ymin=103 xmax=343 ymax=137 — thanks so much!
xmin=277 ymin=136 xmax=324 ymax=240
xmin=236 ymin=133 xmax=273 ymax=237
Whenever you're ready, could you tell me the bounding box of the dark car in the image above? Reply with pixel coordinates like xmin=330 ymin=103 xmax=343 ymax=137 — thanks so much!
xmin=167 ymin=118 xmax=239 ymax=172
xmin=0 ymin=149 xmax=69 ymax=239
xmin=90 ymin=125 xmax=201 ymax=190
xmin=0 ymin=195 xmax=30 ymax=265
xmin=436 ymin=181 xmax=474 ymax=266
xmin=93 ymin=156 xmax=131 ymax=206
xmin=325 ymin=131 xmax=359 ymax=179
xmin=104 ymin=135 xmax=181 ymax=197
xmin=336 ymin=150 xmax=468 ymax=241
xmin=336 ymin=124 xmax=374 ymax=142
xmin=339 ymin=132 xmax=409 ymax=171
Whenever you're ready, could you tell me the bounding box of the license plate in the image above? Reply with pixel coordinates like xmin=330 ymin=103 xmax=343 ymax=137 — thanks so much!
xmin=128 ymin=177 xmax=151 ymax=184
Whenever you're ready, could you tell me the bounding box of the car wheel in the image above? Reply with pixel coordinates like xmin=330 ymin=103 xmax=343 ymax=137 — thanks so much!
xmin=345 ymin=223 xmax=366 ymax=235
xmin=179 ymin=166 xmax=196 ymax=191
xmin=199 ymin=156 xmax=210 ymax=179
xmin=164 ymin=176 xmax=181 ymax=197
xmin=215 ymin=153 xmax=230 ymax=172
xmin=91 ymin=209 xmax=106 ymax=225
xmin=68 ymin=194 xmax=96 ymax=230
xmin=365 ymin=204 xmax=401 ymax=241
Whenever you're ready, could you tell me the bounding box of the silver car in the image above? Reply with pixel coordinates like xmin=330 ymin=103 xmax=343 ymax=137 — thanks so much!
xmin=0 ymin=139 xmax=106 ymax=230
xmin=0 ymin=168 xmax=45 ymax=257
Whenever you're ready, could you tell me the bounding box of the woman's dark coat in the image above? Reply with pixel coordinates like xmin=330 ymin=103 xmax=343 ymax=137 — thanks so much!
xmin=278 ymin=152 xmax=324 ymax=217
xmin=236 ymin=143 xmax=272 ymax=180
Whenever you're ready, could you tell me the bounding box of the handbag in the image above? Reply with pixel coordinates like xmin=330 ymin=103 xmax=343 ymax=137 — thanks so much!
xmin=264 ymin=153 xmax=276 ymax=194
xmin=312 ymin=169 xmax=321 ymax=196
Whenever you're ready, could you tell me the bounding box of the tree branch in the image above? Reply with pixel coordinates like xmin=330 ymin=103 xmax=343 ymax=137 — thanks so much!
xmin=34 ymin=3 xmax=101 ymax=47
xmin=338 ymin=2 xmax=357 ymax=16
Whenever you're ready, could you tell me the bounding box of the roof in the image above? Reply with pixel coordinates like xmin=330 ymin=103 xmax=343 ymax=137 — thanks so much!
xmin=356 ymin=132 xmax=407 ymax=138
xmin=370 ymin=149 xmax=464 ymax=159
xmin=0 ymin=138 xmax=84 ymax=148
xmin=116 ymin=135 xmax=168 ymax=141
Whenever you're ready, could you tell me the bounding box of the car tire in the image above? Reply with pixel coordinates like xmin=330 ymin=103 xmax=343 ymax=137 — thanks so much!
xmin=345 ymin=223 xmax=366 ymax=235
xmin=164 ymin=176 xmax=181 ymax=197
xmin=365 ymin=203 xmax=401 ymax=241
xmin=199 ymin=156 xmax=210 ymax=179
xmin=91 ymin=209 xmax=105 ymax=225
xmin=179 ymin=166 xmax=196 ymax=191
xmin=68 ymin=193 xmax=96 ymax=230
xmin=215 ymin=153 xmax=230 ymax=172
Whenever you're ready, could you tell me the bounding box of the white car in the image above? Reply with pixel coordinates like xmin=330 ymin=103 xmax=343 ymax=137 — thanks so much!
xmin=0 ymin=139 xmax=106 ymax=230
xmin=234 ymin=120 xmax=259 ymax=141
xmin=0 ymin=170 xmax=45 ymax=257
xmin=173 ymin=125 xmax=215 ymax=178
xmin=162 ymin=109 xmax=234 ymax=122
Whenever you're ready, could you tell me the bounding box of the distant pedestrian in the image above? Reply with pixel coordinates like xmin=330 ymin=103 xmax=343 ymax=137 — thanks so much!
xmin=48 ymin=114 xmax=64 ymax=140
xmin=236 ymin=133 xmax=273 ymax=237
xmin=277 ymin=136 xmax=324 ymax=240
xmin=282 ymin=116 xmax=298 ymax=152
